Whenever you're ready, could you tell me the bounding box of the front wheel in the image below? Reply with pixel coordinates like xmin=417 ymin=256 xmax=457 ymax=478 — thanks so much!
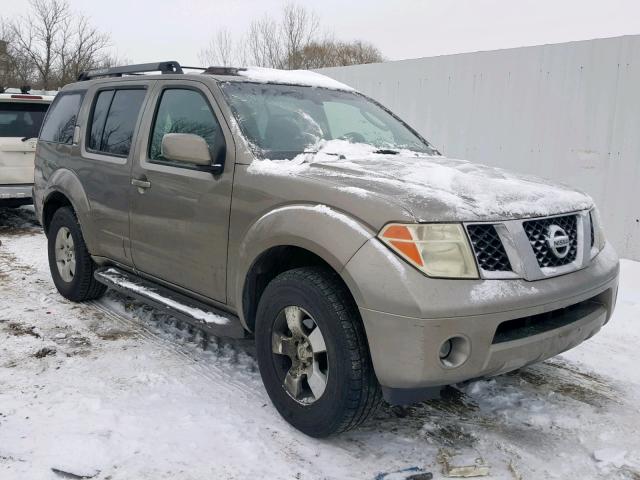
xmin=255 ymin=267 xmax=381 ymax=437
xmin=47 ymin=207 xmax=106 ymax=302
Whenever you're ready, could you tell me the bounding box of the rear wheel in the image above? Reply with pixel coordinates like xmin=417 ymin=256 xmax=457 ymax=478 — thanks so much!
xmin=255 ymin=266 xmax=381 ymax=437
xmin=47 ymin=207 xmax=106 ymax=302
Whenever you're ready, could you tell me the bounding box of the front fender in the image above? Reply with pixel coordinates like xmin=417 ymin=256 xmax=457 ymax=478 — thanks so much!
xmin=231 ymin=204 xmax=374 ymax=327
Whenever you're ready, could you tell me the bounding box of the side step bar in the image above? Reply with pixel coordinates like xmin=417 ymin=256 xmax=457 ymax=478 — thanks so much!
xmin=94 ymin=267 xmax=245 ymax=339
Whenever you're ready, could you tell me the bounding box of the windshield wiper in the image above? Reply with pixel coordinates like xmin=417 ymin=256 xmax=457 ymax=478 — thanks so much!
xmin=374 ymin=148 xmax=399 ymax=155
xmin=21 ymin=136 xmax=36 ymax=142
xmin=302 ymin=150 xmax=342 ymax=155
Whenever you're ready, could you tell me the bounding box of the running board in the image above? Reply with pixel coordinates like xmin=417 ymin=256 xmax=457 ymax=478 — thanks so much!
xmin=94 ymin=267 xmax=245 ymax=339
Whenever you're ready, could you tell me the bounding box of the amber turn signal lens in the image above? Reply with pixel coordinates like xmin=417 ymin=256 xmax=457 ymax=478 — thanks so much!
xmin=378 ymin=223 xmax=479 ymax=279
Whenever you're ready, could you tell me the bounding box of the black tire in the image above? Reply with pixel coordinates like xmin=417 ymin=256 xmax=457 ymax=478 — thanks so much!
xmin=255 ymin=266 xmax=382 ymax=437
xmin=47 ymin=207 xmax=106 ymax=302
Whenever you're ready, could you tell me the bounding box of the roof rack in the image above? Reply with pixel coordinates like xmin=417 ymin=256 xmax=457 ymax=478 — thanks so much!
xmin=201 ymin=66 xmax=245 ymax=76
xmin=77 ymin=61 xmax=184 ymax=81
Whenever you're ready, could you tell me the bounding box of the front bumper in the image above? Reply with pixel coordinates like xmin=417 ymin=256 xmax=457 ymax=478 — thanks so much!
xmin=0 ymin=184 xmax=33 ymax=201
xmin=342 ymin=239 xmax=619 ymax=403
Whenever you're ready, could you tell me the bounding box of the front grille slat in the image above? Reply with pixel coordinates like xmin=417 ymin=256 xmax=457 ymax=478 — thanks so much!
xmin=523 ymin=214 xmax=578 ymax=268
xmin=467 ymin=224 xmax=512 ymax=272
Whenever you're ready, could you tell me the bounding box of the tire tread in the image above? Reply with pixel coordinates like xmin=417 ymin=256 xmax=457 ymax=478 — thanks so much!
xmin=49 ymin=207 xmax=106 ymax=302
xmin=267 ymin=266 xmax=382 ymax=434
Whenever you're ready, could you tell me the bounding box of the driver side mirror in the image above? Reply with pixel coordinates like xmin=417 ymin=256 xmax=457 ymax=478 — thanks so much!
xmin=161 ymin=133 xmax=224 ymax=174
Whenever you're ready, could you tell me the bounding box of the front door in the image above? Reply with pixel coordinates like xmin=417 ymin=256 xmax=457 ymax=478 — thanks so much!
xmin=128 ymin=81 xmax=234 ymax=303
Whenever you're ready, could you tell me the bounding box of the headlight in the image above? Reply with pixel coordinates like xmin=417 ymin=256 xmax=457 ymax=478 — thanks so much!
xmin=379 ymin=223 xmax=479 ymax=279
xmin=590 ymin=207 xmax=606 ymax=257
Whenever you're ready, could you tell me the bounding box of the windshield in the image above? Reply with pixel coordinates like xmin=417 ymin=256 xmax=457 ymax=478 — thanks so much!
xmin=220 ymin=82 xmax=437 ymax=159
xmin=0 ymin=102 xmax=49 ymax=138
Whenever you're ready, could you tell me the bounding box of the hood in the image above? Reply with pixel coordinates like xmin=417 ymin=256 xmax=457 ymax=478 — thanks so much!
xmin=248 ymin=141 xmax=593 ymax=222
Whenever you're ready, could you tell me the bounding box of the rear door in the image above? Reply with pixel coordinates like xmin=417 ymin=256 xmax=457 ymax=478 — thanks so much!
xmin=0 ymin=100 xmax=49 ymax=184
xmin=77 ymin=81 xmax=153 ymax=264
xmin=128 ymin=80 xmax=235 ymax=303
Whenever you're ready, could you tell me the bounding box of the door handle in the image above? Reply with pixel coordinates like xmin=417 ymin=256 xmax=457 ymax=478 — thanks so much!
xmin=131 ymin=178 xmax=151 ymax=189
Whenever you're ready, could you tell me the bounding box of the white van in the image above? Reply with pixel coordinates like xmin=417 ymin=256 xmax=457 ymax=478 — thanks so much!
xmin=0 ymin=91 xmax=54 ymax=207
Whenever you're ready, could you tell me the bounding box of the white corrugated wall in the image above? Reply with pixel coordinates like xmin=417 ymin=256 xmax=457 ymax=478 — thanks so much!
xmin=319 ymin=36 xmax=640 ymax=260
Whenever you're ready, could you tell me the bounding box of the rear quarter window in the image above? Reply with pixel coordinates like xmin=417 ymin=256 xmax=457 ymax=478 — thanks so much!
xmin=40 ymin=92 xmax=84 ymax=144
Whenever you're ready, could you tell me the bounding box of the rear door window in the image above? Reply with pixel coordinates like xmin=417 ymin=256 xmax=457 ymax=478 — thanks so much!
xmin=88 ymin=88 xmax=146 ymax=157
xmin=40 ymin=93 xmax=84 ymax=144
xmin=88 ymin=90 xmax=114 ymax=151
xmin=0 ymin=102 xmax=50 ymax=139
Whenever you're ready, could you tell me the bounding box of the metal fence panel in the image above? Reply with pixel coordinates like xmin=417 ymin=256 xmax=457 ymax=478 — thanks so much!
xmin=319 ymin=36 xmax=640 ymax=260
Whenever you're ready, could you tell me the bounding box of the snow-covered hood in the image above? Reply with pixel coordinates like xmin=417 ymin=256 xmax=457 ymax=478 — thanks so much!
xmin=249 ymin=141 xmax=594 ymax=222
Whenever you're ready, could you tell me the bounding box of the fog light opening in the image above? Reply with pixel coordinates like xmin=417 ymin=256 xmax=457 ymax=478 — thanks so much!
xmin=439 ymin=339 xmax=453 ymax=359
xmin=439 ymin=336 xmax=471 ymax=368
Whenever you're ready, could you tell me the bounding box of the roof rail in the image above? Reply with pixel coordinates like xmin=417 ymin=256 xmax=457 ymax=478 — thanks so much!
xmin=77 ymin=61 xmax=184 ymax=81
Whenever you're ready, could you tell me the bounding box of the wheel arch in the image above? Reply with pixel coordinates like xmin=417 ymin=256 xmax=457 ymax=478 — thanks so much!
xmin=42 ymin=191 xmax=74 ymax=234
xmin=41 ymin=169 xmax=93 ymax=245
xmin=234 ymin=204 xmax=374 ymax=331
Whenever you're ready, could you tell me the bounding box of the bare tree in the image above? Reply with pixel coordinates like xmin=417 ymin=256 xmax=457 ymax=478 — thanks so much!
xmin=246 ymin=15 xmax=284 ymax=68
xmin=1 ymin=18 xmax=37 ymax=88
xmin=99 ymin=52 xmax=132 ymax=69
xmin=200 ymin=3 xmax=383 ymax=70
xmin=57 ymin=14 xmax=109 ymax=84
xmin=10 ymin=0 xmax=70 ymax=89
xmin=333 ymin=40 xmax=383 ymax=66
xmin=2 ymin=0 xmax=111 ymax=89
xmin=198 ymin=28 xmax=238 ymax=67
xmin=281 ymin=3 xmax=319 ymax=69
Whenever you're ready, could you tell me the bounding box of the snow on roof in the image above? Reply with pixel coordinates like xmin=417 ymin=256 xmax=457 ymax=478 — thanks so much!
xmin=237 ymin=66 xmax=355 ymax=91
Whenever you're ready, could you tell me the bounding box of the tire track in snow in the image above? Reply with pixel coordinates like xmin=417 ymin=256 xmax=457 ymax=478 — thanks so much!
xmin=0 ymin=218 xmax=262 ymax=401
xmin=84 ymin=302 xmax=355 ymax=477
xmin=1 ymin=226 xmax=336 ymax=477
xmin=88 ymin=298 xmax=264 ymax=400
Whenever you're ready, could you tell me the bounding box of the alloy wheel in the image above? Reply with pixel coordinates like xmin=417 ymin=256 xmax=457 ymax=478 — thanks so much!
xmin=271 ymin=305 xmax=328 ymax=404
xmin=54 ymin=226 xmax=76 ymax=282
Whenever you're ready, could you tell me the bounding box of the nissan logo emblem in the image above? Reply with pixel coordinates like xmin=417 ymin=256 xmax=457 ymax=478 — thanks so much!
xmin=548 ymin=225 xmax=571 ymax=258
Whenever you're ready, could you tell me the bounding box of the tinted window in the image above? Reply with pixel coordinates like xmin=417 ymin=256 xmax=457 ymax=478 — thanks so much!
xmin=40 ymin=93 xmax=83 ymax=144
xmin=88 ymin=90 xmax=114 ymax=150
xmin=149 ymin=89 xmax=224 ymax=164
xmin=94 ymin=89 xmax=146 ymax=156
xmin=0 ymin=102 xmax=49 ymax=138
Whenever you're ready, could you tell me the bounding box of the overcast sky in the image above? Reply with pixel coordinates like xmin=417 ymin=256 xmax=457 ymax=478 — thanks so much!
xmin=3 ymin=0 xmax=639 ymax=65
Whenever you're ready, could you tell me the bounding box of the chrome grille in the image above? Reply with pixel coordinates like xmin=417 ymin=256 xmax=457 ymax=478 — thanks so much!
xmin=523 ymin=214 xmax=578 ymax=268
xmin=467 ymin=224 xmax=512 ymax=272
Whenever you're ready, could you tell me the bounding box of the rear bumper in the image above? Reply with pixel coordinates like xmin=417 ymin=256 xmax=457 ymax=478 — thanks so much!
xmin=343 ymin=239 xmax=619 ymax=403
xmin=0 ymin=185 xmax=32 ymax=206
xmin=0 ymin=184 xmax=32 ymax=200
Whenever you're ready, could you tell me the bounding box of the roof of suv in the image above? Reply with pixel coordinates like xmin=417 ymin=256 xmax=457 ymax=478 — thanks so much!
xmin=70 ymin=61 xmax=354 ymax=92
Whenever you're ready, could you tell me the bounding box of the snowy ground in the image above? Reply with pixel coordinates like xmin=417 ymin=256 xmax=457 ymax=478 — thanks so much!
xmin=1 ymin=206 xmax=639 ymax=480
